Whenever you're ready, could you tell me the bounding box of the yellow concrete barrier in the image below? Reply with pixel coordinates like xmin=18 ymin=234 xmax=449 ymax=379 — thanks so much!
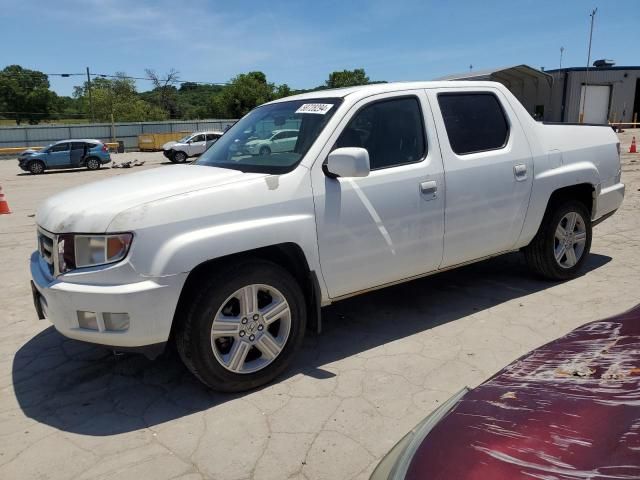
xmin=138 ymin=132 xmax=191 ymax=151
xmin=0 ymin=146 xmax=43 ymax=155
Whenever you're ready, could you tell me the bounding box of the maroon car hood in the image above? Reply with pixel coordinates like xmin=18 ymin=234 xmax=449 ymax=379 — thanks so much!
xmin=406 ymin=306 xmax=640 ymax=480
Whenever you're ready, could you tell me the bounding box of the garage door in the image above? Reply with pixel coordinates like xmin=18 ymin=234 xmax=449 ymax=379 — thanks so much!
xmin=579 ymin=85 xmax=610 ymax=124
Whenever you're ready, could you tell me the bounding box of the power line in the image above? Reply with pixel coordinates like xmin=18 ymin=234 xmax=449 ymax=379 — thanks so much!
xmin=0 ymin=70 xmax=229 ymax=86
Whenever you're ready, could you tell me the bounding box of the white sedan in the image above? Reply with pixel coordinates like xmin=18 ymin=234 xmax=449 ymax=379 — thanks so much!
xmin=244 ymin=129 xmax=298 ymax=156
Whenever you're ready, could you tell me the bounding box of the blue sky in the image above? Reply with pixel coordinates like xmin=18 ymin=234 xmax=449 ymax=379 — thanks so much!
xmin=1 ymin=0 xmax=639 ymax=96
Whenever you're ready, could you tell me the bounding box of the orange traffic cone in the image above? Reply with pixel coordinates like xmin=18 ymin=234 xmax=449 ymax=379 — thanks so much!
xmin=0 ymin=185 xmax=11 ymax=214
xmin=630 ymin=136 xmax=637 ymax=154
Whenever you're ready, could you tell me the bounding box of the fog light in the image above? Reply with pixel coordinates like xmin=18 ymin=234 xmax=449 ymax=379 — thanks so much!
xmin=77 ymin=311 xmax=98 ymax=330
xmin=103 ymin=312 xmax=130 ymax=331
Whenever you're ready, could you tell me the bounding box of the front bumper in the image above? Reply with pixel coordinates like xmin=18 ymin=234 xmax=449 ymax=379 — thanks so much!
xmin=30 ymin=251 xmax=187 ymax=349
xmin=594 ymin=182 xmax=625 ymax=221
xmin=163 ymin=149 xmax=173 ymax=159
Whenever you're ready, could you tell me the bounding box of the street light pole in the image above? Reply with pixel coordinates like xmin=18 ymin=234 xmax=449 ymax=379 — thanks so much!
xmin=559 ymin=46 xmax=565 ymax=68
xmin=86 ymin=67 xmax=95 ymax=123
xmin=579 ymin=8 xmax=597 ymax=123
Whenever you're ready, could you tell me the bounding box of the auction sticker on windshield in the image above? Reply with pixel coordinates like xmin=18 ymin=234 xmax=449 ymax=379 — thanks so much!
xmin=295 ymin=103 xmax=334 ymax=114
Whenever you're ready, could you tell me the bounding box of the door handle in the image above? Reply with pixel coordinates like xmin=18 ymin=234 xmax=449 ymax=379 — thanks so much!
xmin=514 ymin=164 xmax=528 ymax=181
xmin=420 ymin=180 xmax=437 ymax=198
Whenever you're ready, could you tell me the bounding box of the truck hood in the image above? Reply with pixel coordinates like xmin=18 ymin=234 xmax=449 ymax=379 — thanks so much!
xmin=36 ymin=165 xmax=266 ymax=233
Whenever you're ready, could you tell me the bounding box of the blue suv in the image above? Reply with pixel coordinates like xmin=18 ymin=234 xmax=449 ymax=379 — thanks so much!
xmin=18 ymin=139 xmax=111 ymax=174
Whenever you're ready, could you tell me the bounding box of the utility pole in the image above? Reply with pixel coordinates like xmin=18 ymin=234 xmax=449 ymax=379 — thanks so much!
xmin=559 ymin=46 xmax=565 ymax=68
xmin=86 ymin=67 xmax=95 ymax=122
xmin=579 ymin=8 xmax=597 ymax=123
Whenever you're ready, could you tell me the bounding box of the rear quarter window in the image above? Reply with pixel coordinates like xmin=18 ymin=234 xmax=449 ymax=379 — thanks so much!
xmin=438 ymin=92 xmax=509 ymax=155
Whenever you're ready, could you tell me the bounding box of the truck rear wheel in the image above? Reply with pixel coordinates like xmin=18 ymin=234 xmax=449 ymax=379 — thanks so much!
xmin=86 ymin=157 xmax=101 ymax=170
xmin=524 ymin=199 xmax=592 ymax=280
xmin=176 ymin=260 xmax=306 ymax=392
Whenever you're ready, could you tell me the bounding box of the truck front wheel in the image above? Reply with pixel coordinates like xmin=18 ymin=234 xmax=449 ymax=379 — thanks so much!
xmin=176 ymin=260 xmax=307 ymax=392
xmin=524 ymin=200 xmax=592 ymax=280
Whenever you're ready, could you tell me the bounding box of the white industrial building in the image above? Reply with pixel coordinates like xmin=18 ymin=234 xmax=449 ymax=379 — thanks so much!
xmin=440 ymin=61 xmax=640 ymax=125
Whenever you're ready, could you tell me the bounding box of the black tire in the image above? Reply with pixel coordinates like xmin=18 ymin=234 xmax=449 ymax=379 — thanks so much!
xmin=524 ymin=199 xmax=592 ymax=280
xmin=173 ymin=151 xmax=188 ymax=163
xmin=28 ymin=160 xmax=45 ymax=175
xmin=259 ymin=146 xmax=271 ymax=156
xmin=176 ymin=260 xmax=307 ymax=392
xmin=86 ymin=157 xmax=101 ymax=170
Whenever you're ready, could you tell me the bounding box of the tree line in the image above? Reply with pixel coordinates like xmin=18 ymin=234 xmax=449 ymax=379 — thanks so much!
xmin=0 ymin=65 xmax=375 ymax=125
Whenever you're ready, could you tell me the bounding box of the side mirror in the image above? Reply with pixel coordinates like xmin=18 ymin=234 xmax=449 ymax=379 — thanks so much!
xmin=324 ymin=147 xmax=370 ymax=178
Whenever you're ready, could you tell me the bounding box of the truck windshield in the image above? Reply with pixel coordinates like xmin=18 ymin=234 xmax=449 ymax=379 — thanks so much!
xmin=196 ymin=98 xmax=342 ymax=174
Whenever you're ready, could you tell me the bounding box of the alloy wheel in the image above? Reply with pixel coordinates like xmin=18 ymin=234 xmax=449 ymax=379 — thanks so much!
xmin=210 ymin=284 xmax=291 ymax=374
xmin=554 ymin=211 xmax=587 ymax=268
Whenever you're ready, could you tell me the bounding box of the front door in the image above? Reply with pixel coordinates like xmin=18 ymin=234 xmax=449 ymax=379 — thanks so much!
xmin=428 ymin=88 xmax=534 ymax=267
xmin=187 ymin=134 xmax=206 ymax=156
xmin=70 ymin=142 xmax=85 ymax=167
xmin=312 ymin=92 xmax=445 ymax=299
xmin=46 ymin=142 xmax=71 ymax=168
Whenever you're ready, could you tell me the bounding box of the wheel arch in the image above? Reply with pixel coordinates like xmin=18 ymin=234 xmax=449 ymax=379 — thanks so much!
xmin=546 ymin=183 xmax=595 ymax=217
xmin=518 ymin=159 xmax=600 ymax=248
xmin=169 ymin=242 xmax=322 ymax=342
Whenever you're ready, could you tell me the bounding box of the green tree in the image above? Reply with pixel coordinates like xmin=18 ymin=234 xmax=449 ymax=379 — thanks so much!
xmin=325 ymin=68 xmax=370 ymax=89
xmin=212 ymin=71 xmax=278 ymax=118
xmin=73 ymin=74 xmax=167 ymax=122
xmin=144 ymin=68 xmax=181 ymax=117
xmin=0 ymin=65 xmax=56 ymax=124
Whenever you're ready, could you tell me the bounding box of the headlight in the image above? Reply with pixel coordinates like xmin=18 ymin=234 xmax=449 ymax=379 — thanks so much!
xmin=369 ymin=387 xmax=469 ymax=480
xmin=57 ymin=233 xmax=133 ymax=273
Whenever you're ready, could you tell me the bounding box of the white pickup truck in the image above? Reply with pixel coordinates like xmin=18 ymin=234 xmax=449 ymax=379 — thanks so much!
xmin=31 ymin=81 xmax=624 ymax=392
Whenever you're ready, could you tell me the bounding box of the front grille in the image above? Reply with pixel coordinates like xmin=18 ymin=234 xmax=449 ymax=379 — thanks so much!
xmin=37 ymin=228 xmax=56 ymax=275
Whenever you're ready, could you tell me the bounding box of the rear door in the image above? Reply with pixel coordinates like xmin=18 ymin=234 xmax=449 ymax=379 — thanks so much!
xmin=205 ymin=133 xmax=221 ymax=150
xmin=70 ymin=142 xmax=86 ymax=167
xmin=427 ymin=88 xmax=533 ymax=267
xmin=46 ymin=142 xmax=71 ymax=168
xmin=272 ymin=131 xmax=297 ymax=153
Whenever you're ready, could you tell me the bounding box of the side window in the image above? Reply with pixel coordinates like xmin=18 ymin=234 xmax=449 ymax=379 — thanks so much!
xmin=71 ymin=142 xmax=86 ymax=150
xmin=191 ymin=134 xmax=205 ymax=143
xmin=50 ymin=143 xmax=70 ymax=152
xmin=336 ymin=97 xmax=426 ymax=170
xmin=437 ymin=93 xmax=509 ymax=155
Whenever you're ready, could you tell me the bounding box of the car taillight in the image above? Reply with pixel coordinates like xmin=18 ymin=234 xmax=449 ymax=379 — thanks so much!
xmin=102 ymin=144 xmax=108 ymax=152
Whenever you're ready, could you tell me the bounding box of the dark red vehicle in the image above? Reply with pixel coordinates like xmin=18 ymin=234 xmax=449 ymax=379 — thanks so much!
xmin=371 ymin=305 xmax=640 ymax=480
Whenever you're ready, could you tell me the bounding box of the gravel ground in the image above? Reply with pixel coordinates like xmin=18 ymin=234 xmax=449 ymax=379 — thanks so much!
xmin=0 ymin=133 xmax=639 ymax=480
